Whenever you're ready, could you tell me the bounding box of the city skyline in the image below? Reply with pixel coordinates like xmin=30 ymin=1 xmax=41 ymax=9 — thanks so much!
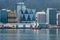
xmin=0 ymin=2 xmax=60 ymax=29
xmin=0 ymin=1 xmax=60 ymax=40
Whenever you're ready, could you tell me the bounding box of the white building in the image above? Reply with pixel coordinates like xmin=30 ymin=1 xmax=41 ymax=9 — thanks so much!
xmin=57 ymin=12 xmax=60 ymax=26
xmin=46 ymin=8 xmax=53 ymax=24
xmin=36 ymin=12 xmax=47 ymax=27
xmin=36 ymin=12 xmax=46 ymax=23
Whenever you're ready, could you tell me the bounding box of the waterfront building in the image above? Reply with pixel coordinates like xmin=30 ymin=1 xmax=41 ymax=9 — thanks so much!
xmin=57 ymin=12 xmax=60 ymax=26
xmin=36 ymin=12 xmax=46 ymax=23
xmin=8 ymin=11 xmax=17 ymax=23
xmin=21 ymin=9 xmax=36 ymax=23
xmin=36 ymin=12 xmax=47 ymax=27
xmin=16 ymin=2 xmax=26 ymax=22
xmin=0 ymin=9 xmax=8 ymax=23
xmin=47 ymin=8 xmax=57 ymax=25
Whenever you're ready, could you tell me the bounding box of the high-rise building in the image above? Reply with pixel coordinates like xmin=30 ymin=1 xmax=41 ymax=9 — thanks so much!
xmin=16 ymin=2 xmax=36 ymax=23
xmin=16 ymin=2 xmax=26 ymax=22
xmin=0 ymin=9 xmax=8 ymax=23
xmin=47 ymin=8 xmax=57 ymax=25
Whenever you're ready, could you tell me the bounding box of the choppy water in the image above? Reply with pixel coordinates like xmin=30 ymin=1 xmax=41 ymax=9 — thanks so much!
xmin=0 ymin=29 xmax=59 ymax=40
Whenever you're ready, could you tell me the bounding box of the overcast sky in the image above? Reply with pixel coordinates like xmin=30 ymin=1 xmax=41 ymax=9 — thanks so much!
xmin=0 ymin=0 xmax=60 ymax=11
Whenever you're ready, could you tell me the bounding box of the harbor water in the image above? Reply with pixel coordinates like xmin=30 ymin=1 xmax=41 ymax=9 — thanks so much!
xmin=0 ymin=29 xmax=59 ymax=40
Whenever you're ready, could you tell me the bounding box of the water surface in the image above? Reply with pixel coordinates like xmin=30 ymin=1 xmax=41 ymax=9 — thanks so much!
xmin=0 ymin=29 xmax=59 ymax=40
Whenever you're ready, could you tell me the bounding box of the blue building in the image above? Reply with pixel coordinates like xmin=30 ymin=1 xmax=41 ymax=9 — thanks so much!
xmin=21 ymin=8 xmax=36 ymax=23
xmin=47 ymin=8 xmax=57 ymax=25
xmin=0 ymin=9 xmax=8 ymax=23
xmin=17 ymin=2 xmax=36 ymax=23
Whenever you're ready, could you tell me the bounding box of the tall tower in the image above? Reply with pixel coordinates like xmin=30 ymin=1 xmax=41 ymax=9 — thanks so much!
xmin=16 ymin=2 xmax=26 ymax=22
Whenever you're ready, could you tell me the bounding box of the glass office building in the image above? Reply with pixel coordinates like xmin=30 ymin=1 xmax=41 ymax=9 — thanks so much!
xmin=20 ymin=9 xmax=36 ymax=23
xmin=47 ymin=8 xmax=57 ymax=25
xmin=17 ymin=2 xmax=36 ymax=23
xmin=0 ymin=9 xmax=8 ymax=23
